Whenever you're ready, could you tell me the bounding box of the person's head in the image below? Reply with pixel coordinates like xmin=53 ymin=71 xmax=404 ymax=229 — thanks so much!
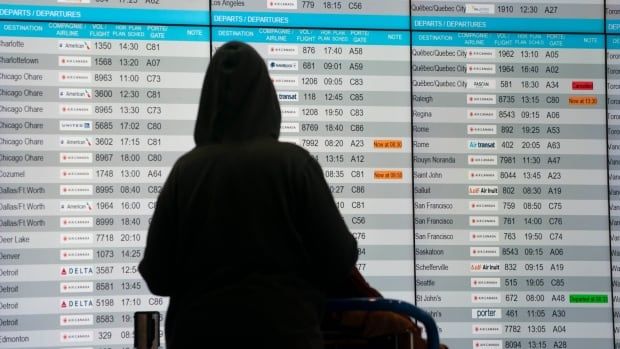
xmin=194 ymin=41 xmax=281 ymax=145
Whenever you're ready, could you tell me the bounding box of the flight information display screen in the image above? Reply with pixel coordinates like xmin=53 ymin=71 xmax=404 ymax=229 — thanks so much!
xmin=0 ymin=1 xmax=619 ymax=349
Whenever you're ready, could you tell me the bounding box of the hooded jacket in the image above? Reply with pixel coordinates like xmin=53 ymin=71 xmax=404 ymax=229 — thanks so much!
xmin=138 ymin=41 xmax=358 ymax=348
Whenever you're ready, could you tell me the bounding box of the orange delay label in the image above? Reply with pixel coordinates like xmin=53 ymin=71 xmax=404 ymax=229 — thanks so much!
xmin=374 ymin=139 xmax=403 ymax=149
xmin=568 ymin=96 xmax=597 ymax=105
xmin=374 ymin=170 xmax=403 ymax=180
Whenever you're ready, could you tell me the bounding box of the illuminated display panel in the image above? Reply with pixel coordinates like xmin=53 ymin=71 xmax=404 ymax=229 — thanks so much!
xmin=0 ymin=1 xmax=619 ymax=348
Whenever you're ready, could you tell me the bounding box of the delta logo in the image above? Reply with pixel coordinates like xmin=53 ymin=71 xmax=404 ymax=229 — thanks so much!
xmin=59 ymin=298 xmax=94 ymax=310
xmin=268 ymin=60 xmax=298 ymax=71
xmin=60 ymin=265 xmax=94 ymax=277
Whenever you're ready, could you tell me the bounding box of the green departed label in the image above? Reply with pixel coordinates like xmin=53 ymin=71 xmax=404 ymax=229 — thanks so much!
xmin=569 ymin=294 xmax=608 ymax=304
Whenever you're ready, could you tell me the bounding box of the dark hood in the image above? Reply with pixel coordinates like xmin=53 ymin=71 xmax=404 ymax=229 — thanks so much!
xmin=194 ymin=41 xmax=281 ymax=145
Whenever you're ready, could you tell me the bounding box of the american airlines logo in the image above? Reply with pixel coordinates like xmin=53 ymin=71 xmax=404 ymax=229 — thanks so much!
xmin=60 ymin=200 xmax=93 ymax=212
xmin=59 ymin=88 xmax=92 ymax=99
xmin=58 ymin=40 xmax=92 ymax=51
xmin=268 ymin=60 xmax=298 ymax=71
xmin=59 ymin=136 xmax=92 ymax=148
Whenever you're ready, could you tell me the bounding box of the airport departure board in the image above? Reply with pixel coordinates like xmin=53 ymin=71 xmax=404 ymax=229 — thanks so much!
xmin=0 ymin=1 xmax=619 ymax=349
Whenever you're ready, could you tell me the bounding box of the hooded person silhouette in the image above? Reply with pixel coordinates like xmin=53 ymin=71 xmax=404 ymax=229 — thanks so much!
xmin=138 ymin=41 xmax=358 ymax=348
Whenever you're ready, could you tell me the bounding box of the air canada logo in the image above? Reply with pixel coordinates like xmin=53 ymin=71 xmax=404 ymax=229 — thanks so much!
xmin=472 ymin=340 xmax=503 ymax=349
xmin=472 ymin=324 xmax=502 ymax=335
xmin=267 ymin=0 xmax=297 ymax=9
xmin=470 ymin=277 xmax=500 ymax=288
xmin=59 ymin=330 xmax=94 ymax=343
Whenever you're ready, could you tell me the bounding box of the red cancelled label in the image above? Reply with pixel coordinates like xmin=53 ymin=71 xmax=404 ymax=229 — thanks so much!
xmin=572 ymin=81 xmax=593 ymax=90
